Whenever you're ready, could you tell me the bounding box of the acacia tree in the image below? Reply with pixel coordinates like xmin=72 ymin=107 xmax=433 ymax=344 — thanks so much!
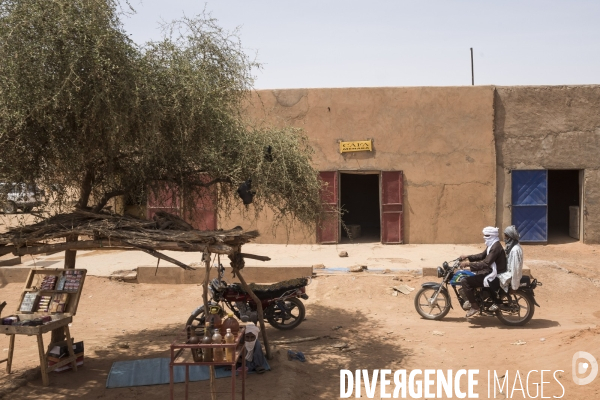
xmin=0 ymin=0 xmax=322 ymax=230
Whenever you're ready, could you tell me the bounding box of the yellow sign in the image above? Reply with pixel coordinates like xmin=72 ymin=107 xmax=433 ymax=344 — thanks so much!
xmin=339 ymin=140 xmax=372 ymax=153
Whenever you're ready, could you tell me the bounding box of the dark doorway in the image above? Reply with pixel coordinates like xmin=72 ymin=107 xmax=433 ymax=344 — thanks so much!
xmin=340 ymin=173 xmax=380 ymax=242
xmin=548 ymin=170 xmax=580 ymax=243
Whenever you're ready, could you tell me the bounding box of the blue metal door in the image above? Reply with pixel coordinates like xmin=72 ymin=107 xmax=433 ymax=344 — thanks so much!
xmin=511 ymin=170 xmax=548 ymax=242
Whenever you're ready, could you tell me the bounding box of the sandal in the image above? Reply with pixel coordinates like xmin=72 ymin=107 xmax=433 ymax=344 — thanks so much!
xmin=255 ymin=366 xmax=266 ymax=374
xmin=287 ymin=350 xmax=306 ymax=362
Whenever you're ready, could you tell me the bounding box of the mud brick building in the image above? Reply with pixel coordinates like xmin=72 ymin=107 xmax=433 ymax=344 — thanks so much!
xmin=148 ymin=85 xmax=600 ymax=245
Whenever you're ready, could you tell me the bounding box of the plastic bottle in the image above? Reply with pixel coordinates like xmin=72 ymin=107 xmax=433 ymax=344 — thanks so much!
xmin=221 ymin=313 xmax=240 ymax=337
xmin=208 ymin=306 xmax=222 ymax=333
xmin=224 ymin=328 xmax=235 ymax=362
xmin=212 ymin=329 xmax=224 ymax=362
xmin=202 ymin=323 xmax=212 ymax=362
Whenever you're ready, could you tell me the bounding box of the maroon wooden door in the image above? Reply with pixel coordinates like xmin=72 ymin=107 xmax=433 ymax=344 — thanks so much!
xmin=147 ymin=178 xmax=217 ymax=231
xmin=184 ymin=183 xmax=217 ymax=231
xmin=381 ymin=171 xmax=403 ymax=244
xmin=146 ymin=182 xmax=181 ymax=220
xmin=317 ymin=171 xmax=339 ymax=244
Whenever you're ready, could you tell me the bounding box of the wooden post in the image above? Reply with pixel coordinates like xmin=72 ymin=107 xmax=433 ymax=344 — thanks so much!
xmin=235 ymin=270 xmax=272 ymax=360
xmin=37 ymin=333 xmax=49 ymax=386
xmin=5 ymin=334 xmax=15 ymax=373
xmin=64 ymin=234 xmax=78 ymax=269
xmin=202 ymin=251 xmax=217 ymax=400
xmin=52 ymin=234 xmax=78 ymax=344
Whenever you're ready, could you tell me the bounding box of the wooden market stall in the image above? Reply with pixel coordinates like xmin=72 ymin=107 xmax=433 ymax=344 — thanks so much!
xmin=0 ymin=210 xmax=272 ymax=392
xmin=1 ymin=268 xmax=87 ymax=385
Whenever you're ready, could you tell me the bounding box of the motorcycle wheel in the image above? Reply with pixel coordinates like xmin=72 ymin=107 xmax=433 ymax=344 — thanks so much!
xmin=185 ymin=306 xmax=206 ymax=339
xmin=266 ymin=298 xmax=305 ymax=330
xmin=495 ymin=290 xmax=535 ymax=326
xmin=414 ymin=287 xmax=451 ymax=320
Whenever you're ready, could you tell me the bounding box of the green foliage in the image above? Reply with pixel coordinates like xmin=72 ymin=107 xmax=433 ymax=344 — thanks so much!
xmin=0 ymin=0 xmax=322 ymax=229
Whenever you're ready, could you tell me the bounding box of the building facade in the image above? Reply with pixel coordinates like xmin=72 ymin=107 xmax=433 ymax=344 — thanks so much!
xmin=149 ymin=85 xmax=600 ymax=244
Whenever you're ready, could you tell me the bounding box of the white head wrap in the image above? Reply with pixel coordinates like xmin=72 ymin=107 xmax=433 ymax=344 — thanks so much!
xmin=244 ymin=323 xmax=260 ymax=361
xmin=482 ymin=226 xmax=499 ymax=287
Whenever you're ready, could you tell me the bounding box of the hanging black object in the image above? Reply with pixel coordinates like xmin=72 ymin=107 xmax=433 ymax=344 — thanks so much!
xmin=264 ymin=145 xmax=273 ymax=162
xmin=237 ymin=179 xmax=255 ymax=205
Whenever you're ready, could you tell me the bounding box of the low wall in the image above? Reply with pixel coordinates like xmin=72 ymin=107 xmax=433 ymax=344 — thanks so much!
xmin=136 ymin=265 xmax=313 ymax=284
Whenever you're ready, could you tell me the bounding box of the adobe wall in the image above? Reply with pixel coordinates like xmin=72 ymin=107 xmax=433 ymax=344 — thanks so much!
xmin=494 ymin=86 xmax=600 ymax=243
xmin=221 ymin=86 xmax=497 ymax=244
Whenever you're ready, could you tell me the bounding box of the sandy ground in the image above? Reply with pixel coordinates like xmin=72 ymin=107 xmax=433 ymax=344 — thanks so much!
xmin=0 ymin=241 xmax=599 ymax=399
xmin=8 ymin=243 xmax=489 ymax=277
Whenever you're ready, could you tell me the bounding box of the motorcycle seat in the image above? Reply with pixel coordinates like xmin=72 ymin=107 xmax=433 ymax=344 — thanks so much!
xmin=233 ymin=277 xmax=308 ymax=299
xmin=519 ymin=276 xmax=531 ymax=287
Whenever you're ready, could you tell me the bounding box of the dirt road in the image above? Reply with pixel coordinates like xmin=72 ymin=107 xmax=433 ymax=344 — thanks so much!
xmin=1 ymin=244 xmax=599 ymax=399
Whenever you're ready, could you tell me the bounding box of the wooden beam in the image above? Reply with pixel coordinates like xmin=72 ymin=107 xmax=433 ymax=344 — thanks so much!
xmin=11 ymin=240 xmax=233 ymax=257
xmin=120 ymin=241 xmax=196 ymax=271
xmin=240 ymin=253 xmax=271 ymax=262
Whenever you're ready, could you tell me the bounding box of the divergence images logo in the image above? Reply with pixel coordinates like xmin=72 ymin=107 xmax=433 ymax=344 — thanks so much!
xmin=572 ymin=351 xmax=598 ymax=386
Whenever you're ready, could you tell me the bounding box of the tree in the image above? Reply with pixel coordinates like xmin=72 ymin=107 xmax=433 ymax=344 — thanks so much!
xmin=0 ymin=0 xmax=322 ymax=231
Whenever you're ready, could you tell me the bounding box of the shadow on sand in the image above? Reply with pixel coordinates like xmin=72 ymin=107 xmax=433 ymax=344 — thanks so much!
xmin=2 ymin=303 xmax=410 ymax=400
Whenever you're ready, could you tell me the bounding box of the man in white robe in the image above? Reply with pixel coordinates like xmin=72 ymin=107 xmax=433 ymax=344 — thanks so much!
xmin=497 ymin=225 xmax=523 ymax=293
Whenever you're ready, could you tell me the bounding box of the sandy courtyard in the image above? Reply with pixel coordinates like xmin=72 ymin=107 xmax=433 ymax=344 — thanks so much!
xmin=0 ymin=242 xmax=599 ymax=399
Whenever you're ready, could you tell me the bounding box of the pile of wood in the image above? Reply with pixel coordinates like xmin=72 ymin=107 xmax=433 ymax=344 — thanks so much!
xmin=0 ymin=210 xmax=259 ymax=261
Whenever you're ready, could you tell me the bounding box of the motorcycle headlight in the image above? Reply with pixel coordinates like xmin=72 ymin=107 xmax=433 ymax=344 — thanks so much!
xmin=437 ymin=267 xmax=444 ymax=278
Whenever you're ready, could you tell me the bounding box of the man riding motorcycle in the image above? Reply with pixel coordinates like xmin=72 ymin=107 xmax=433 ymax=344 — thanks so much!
xmin=497 ymin=225 xmax=523 ymax=293
xmin=459 ymin=226 xmax=508 ymax=318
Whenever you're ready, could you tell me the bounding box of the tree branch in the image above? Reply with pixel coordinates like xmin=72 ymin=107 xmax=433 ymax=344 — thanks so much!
xmin=92 ymin=188 xmax=127 ymax=213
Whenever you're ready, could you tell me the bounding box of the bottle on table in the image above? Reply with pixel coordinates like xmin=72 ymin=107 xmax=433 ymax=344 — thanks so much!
xmin=221 ymin=313 xmax=240 ymax=337
xmin=208 ymin=306 xmax=222 ymax=333
xmin=224 ymin=328 xmax=235 ymax=362
xmin=202 ymin=323 xmax=213 ymax=362
xmin=212 ymin=329 xmax=224 ymax=362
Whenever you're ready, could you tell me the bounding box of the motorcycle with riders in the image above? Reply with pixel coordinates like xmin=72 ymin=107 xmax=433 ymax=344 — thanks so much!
xmin=414 ymin=258 xmax=542 ymax=326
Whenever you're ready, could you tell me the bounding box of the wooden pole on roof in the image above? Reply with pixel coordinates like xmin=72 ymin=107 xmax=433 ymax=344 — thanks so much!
xmin=235 ymin=270 xmax=272 ymax=360
xmin=202 ymin=250 xmax=217 ymax=400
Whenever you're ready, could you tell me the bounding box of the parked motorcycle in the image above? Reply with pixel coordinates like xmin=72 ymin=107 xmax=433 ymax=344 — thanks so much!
xmin=414 ymin=259 xmax=542 ymax=326
xmin=186 ymin=264 xmax=309 ymax=335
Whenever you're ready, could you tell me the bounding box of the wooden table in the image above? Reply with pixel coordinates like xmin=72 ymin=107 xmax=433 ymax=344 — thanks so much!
xmin=2 ymin=315 xmax=78 ymax=386
xmin=170 ymin=327 xmax=246 ymax=400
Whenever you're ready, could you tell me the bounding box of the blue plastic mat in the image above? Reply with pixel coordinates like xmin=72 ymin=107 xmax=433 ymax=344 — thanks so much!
xmin=106 ymin=358 xmax=269 ymax=388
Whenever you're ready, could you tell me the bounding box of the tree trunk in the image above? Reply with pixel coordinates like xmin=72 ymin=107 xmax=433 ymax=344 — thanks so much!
xmin=76 ymin=168 xmax=94 ymax=209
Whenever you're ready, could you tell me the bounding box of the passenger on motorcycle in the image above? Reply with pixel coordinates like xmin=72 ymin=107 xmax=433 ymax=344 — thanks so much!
xmin=497 ymin=225 xmax=524 ymax=293
xmin=459 ymin=226 xmax=508 ymax=318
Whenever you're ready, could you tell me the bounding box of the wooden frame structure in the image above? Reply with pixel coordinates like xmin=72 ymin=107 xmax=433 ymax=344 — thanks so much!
xmin=0 ymin=210 xmax=272 ymax=394
xmin=169 ymin=327 xmax=246 ymax=400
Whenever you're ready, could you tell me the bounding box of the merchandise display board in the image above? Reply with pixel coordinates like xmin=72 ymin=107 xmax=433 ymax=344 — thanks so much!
xmin=1 ymin=268 xmax=87 ymax=386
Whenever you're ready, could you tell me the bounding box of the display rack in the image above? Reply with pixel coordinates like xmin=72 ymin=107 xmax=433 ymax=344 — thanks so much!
xmin=1 ymin=268 xmax=87 ymax=386
xmin=169 ymin=327 xmax=246 ymax=400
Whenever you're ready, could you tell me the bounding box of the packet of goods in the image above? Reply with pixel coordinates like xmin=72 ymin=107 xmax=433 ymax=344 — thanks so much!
xmin=2 ymin=315 xmax=19 ymax=325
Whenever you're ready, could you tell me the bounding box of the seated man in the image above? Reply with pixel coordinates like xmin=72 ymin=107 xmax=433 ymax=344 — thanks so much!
xmin=241 ymin=323 xmax=267 ymax=374
xmin=459 ymin=226 xmax=508 ymax=318
xmin=497 ymin=225 xmax=524 ymax=293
